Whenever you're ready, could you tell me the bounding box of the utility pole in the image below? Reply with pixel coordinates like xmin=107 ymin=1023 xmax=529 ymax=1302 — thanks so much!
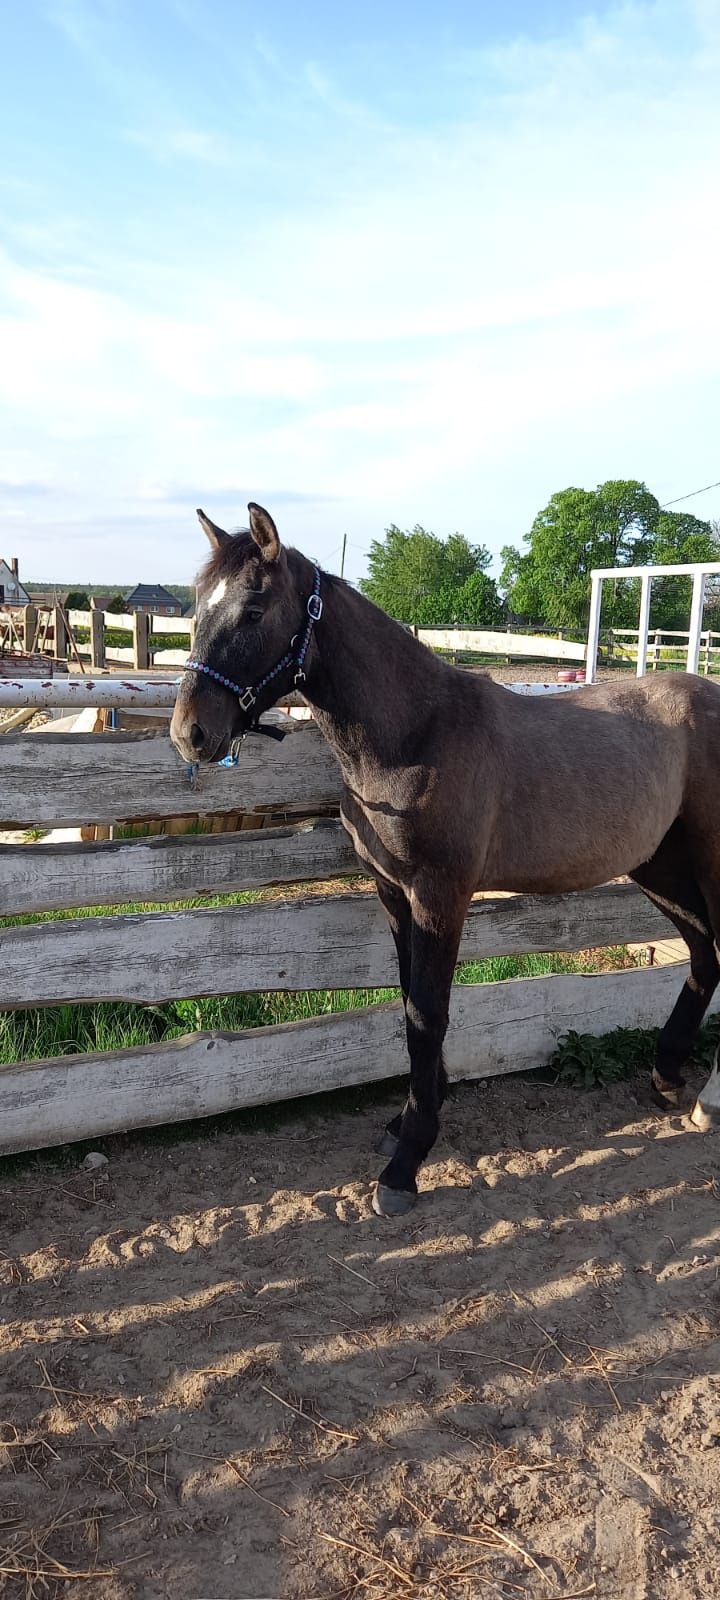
xmin=340 ymin=532 xmax=347 ymax=578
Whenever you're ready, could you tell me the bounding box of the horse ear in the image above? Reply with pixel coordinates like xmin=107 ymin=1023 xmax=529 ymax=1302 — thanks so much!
xmin=248 ymin=502 xmax=281 ymax=563
xmin=197 ymin=509 xmax=231 ymax=551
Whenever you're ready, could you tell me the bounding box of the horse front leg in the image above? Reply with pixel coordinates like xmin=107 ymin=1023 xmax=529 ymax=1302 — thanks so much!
xmin=374 ymin=876 xmax=412 ymax=1157
xmin=373 ymin=894 xmax=467 ymax=1217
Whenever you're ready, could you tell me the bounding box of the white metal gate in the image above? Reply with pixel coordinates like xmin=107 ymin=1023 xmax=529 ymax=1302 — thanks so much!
xmin=585 ymin=561 xmax=720 ymax=683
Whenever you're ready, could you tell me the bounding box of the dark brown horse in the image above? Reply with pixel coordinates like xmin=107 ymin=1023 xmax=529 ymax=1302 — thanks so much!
xmin=171 ymin=503 xmax=720 ymax=1215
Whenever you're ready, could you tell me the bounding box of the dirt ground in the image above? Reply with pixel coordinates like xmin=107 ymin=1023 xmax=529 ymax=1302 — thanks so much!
xmin=2 ymin=1068 xmax=720 ymax=1600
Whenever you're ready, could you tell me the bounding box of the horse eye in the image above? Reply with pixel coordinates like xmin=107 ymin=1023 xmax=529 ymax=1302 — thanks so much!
xmin=245 ymin=606 xmax=263 ymax=624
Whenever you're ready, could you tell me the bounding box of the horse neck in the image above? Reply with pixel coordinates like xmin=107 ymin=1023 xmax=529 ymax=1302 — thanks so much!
xmin=291 ymin=552 xmax=444 ymax=768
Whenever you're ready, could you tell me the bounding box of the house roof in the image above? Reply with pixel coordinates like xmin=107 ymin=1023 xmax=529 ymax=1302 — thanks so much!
xmin=24 ymin=586 xmax=63 ymax=605
xmin=126 ymin=583 xmax=183 ymax=608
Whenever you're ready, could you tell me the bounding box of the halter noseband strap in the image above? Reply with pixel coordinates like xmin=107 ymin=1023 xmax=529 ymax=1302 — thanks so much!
xmin=184 ymin=566 xmax=322 ymax=743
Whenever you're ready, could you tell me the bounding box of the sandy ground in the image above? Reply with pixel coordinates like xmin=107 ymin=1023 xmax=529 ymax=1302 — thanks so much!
xmin=2 ymin=1067 xmax=720 ymax=1600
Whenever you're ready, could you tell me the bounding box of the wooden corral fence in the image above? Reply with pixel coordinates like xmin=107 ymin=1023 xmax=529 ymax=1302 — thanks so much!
xmin=608 ymin=627 xmax=720 ymax=675
xmin=2 ymin=717 xmax=718 ymax=1158
xmin=4 ymin=605 xmax=590 ymax=671
xmin=0 ymin=605 xmax=195 ymax=670
xmin=416 ymin=626 xmax=586 ymax=663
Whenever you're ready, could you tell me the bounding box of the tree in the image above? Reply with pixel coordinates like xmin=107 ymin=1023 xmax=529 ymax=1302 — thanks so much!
xmin=649 ymin=511 xmax=720 ymax=629
xmin=453 ymin=572 xmax=505 ymax=626
xmin=707 ymin=521 xmax=720 ymax=627
xmin=500 ymin=481 xmax=658 ymax=630
xmin=500 ymin=480 xmax=718 ymax=632
xmin=360 ymin=525 xmax=501 ymax=624
xmin=64 ymin=590 xmax=90 ymax=610
xmin=106 ymin=594 xmax=128 ymax=613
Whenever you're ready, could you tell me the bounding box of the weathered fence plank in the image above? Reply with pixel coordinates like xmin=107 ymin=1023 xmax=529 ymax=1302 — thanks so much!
xmin=0 ymin=724 xmax=342 ymax=826
xmin=0 ymin=883 xmax=672 ymax=1006
xmin=417 ymin=628 xmax=586 ymax=662
xmin=149 ymin=615 xmax=193 ymax=636
xmin=0 ymin=820 xmax=360 ymax=914
xmin=68 ymin=610 xmax=135 ymax=631
xmin=151 ymin=649 xmax=191 ymax=667
xmin=0 ymin=963 xmax=711 ymax=1155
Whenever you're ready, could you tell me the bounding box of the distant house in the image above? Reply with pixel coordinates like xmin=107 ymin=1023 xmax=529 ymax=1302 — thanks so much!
xmin=24 ymin=586 xmax=63 ymax=608
xmin=126 ymin=583 xmax=183 ymax=617
xmin=0 ymin=556 xmax=30 ymax=607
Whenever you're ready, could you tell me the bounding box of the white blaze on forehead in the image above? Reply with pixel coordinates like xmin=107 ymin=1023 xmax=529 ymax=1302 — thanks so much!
xmin=207 ymin=578 xmax=227 ymax=609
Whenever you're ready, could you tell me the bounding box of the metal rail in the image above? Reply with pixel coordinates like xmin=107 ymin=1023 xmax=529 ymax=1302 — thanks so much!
xmin=585 ymin=561 xmax=720 ymax=684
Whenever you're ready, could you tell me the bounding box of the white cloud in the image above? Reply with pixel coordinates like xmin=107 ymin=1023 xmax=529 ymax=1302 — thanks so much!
xmin=124 ymin=126 xmax=233 ymax=165
xmin=3 ymin=0 xmax=720 ymax=583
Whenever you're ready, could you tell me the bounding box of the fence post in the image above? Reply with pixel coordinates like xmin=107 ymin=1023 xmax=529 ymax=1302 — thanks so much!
xmin=133 ymin=611 xmax=150 ymax=670
xmin=585 ymin=573 xmax=602 ymax=683
xmin=687 ymin=572 xmax=705 ymax=675
xmin=636 ymin=573 xmax=651 ymax=678
xmin=91 ymin=608 xmax=106 ymax=670
xmin=53 ymin=604 xmax=68 ymax=662
xmin=22 ymin=604 xmax=38 ymax=654
xmin=652 ymin=630 xmax=661 ymax=670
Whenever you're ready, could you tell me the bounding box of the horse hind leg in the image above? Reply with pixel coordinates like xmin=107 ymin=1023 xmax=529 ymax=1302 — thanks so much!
xmin=630 ymin=837 xmax=719 ymax=1115
xmin=687 ymin=885 xmax=720 ymax=1131
xmin=689 ymin=1045 xmax=720 ymax=1130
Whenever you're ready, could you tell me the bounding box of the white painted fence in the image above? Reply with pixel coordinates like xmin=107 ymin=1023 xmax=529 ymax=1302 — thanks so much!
xmin=0 ymin=604 xmax=194 ymax=671
xmin=0 ymin=710 xmax=711 ymax=1157
xmin=417 ymin=627 xmax=586 ymax=663
xmin=585 ymin=561 xmax=720 ymax=683
xmin=608 ymin=628 xmax=720 ymax=675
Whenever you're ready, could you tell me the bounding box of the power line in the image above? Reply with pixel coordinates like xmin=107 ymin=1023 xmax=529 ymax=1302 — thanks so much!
xmin=661 ymin=478 xmax=720 ymax=508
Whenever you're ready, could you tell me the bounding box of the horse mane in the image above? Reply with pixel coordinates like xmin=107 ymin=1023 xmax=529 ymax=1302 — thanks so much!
xmin=196 ymin=528 xmax=254 ymax=587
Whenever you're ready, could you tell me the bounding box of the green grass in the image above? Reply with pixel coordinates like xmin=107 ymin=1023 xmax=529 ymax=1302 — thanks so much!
xmin=0 ymin=888 xmax=261 ymax=929
xmin=0 ymin=947 xmax=632 ymax=1067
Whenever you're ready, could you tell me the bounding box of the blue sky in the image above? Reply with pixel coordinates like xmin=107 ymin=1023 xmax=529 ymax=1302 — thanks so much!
xmin=1 ymin=0 xmax=719 ymax=585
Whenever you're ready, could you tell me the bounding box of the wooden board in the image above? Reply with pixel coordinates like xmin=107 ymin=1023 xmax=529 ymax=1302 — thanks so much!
xmin=68 ymin=611 xmax=192 ymax=637
xmin=148 ymin=616 xmax=193 ymax=636
xmin=0 ymin=963 xmax=711 ymax=1155
xmin=151 ymin=649 xmax=190 ymax=668
xmin=0 ymin=722 xmax=342 ymax=827
xmin=0 ymin=882 xmax=673 ymax=1007
xmin=417 ymin=628 xmax=586 ymax=662
xmin=0 ymin=707 xmax=35 ymax=734
xmin=0 ymin=820 xmax=359 ymax=913
xmin=68 ymin=610 xmax=135 ymax=631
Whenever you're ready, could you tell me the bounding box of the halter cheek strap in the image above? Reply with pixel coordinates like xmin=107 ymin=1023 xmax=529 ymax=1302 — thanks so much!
xmin=184 ymin=566 xmax=322 ymax=742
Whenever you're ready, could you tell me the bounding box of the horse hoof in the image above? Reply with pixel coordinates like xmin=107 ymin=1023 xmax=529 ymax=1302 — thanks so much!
xmin=650 ymin=1074 xmax=693 ymax=1115
xmin=689 ymin=1098 xmax=719 ymax=1132
xmin=375 ymin=1130 xmax=400 ymax=1157
xmin=372 ymin=1183 xmax=417 ymax=1217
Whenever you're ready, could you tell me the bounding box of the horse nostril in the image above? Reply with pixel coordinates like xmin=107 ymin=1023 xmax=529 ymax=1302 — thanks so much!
xmin=190 ymin=722 xmax=205 ymax=752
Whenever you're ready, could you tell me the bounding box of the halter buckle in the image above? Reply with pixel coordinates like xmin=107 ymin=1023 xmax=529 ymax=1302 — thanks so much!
xmin=294 ymin=668 xmax=306 ymax=686
xmin=238 ymin=687 xmax=256 ymax=712
xmin=307 ymin=593 xmax=323 ymax=622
